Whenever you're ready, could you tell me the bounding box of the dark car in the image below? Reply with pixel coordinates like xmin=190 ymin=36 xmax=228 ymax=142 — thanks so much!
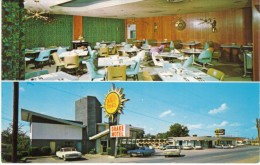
xmin=127 ymin=146 xmax=155 ymax=157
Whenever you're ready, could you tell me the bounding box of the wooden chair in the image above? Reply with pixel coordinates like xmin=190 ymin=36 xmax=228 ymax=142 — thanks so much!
xmin=52 ymin=52 xmax=65 ymax=72
xmin=107 ymin=65 xmax=126 ymax=81
xmin=64 ymin=54 xmax=79 ymax=75
xmin=207 ymin=68 xmax=225 ymax=81
xmin=142 ymin=71 xmax=153 ymax=81
xmin=99 ymin=47 xmax=109 ymax=57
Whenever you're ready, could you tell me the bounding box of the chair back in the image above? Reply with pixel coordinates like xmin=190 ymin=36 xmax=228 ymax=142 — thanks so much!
xmin=204 ymin=42 xmax=209 ymax=50
xmin=36 ymin=50 xmax=51 ymax=61
xmin=169 ymin=41 xmax=174 ymax=51
xmin=133 ymin=50 xmax=145 ymax=61
xmin=64 ymin=54 xmax=79 ymax=69
xmin=244 ymin=51 xmax=253 ymax=69
xmin=149 ymin=47 xmax=160 ymax=54
xmin=207 ymin=68 xmax=225 ymax=81
xmin=152 ymin=52 xmax=165 ymax=67
xmin=142 ymin=71 xmax=153 ymax=81
xmin=57 ymin=47 xmax=67 ymax=55
xmin=52 ymin=52 xmax=64 ymax=66
xmin=25 ymin=70 xmax=49 ymax=79
xmin=87 ymin=46 xmax=92 ymax=52
xmin=99 ymin=47 xmax=109 ymax=57
xmin=183 ymin=55 xmax=193 ymax=68
xmin=159 ymin=45 xmax=165 ymax=53
xmin=198 ymin=50 xmax=212 ymax=62
xmin=110 ymin=46 xmax=117 ymax=55
xmin=107 ymin=65 xmax=126 ymax=81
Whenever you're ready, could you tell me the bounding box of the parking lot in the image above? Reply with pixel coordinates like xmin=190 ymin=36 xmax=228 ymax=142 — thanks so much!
xmin=26 ymin=146 xmax=259 ymax=163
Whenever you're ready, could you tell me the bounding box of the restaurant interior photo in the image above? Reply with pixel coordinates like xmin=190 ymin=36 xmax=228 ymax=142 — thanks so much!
xmin=2 ymin=0 xmax=260 ymax=81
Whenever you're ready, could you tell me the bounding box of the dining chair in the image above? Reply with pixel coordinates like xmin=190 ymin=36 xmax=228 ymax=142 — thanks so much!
xmin=107 ymin=65 xmax=127 ymax=81
xmin=25 ymin=70 xmax=49 ymax=79
xmin=64 ymin=54 xmax=79 ymax=75
xmin=99 ymin=47 xmax=109 ymax=57
xmin=183 ymin=55 xmax=194 ymax=68
xmin=142 ymin=71 xmax=153 ymax=81
xmin=126 ymin=57 xmax=141 ymax=80
xmin=52 ymin=52 xmax=65 ymax=72
xmin=94 ymin=42 xmax=101 ymax=50
xmin=207 ymin=68 xmax=225 ymax=81
xmin=152 ymin=52 xmax=167 ymax=67
xmin=34 ymin=50 xmax=51 ymax=69
xmin=196 ymin=50 xmax=212 ymax=70
xmin=85 ymin=60 xmax=105 ymax=81
xmin=169 ymin=41 xmax=175 ymax=51
xmin=57 ymin=47 xmax=67 ymax=56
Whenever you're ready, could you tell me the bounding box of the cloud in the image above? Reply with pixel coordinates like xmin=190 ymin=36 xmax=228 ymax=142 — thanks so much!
xmin=187 ymin=124 xmax=202 ymax=130
xmin=207 ymin=121 xmax=229 ymax=128
xmin=208 ymin=103 xmax=228 ymax=115
xmin=159 ymin=110 xmax=175 ymax=118
xmin=230 ymin=122 xmax=242 ymax=127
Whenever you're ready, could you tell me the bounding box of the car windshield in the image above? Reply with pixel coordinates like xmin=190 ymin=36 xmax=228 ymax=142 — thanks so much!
xmin=166 ymin=146 xmax=178 ymax=149
xmin=63 ymin=148 xmax=76 ymax=152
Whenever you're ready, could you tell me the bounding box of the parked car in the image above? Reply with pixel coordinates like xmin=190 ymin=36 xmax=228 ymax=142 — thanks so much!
xmin=194 ymin=145 xmax=203 ymax=150
xmin=163 ymin=145 xmax=181 ymax=157
xmin=182 ymin=145 xmax=193 ymax=150
xmin=56 ymin=147 xmax=82 ymax=161
xmin=127 ymin=146 xmax=155 ymax=157
xmin=159 ymin=144 xmax=167 ymax=150
xmin=214 ymin=145 xmax=223 ymax=149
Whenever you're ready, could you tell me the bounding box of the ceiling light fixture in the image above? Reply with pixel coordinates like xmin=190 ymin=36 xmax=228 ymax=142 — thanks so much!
xmin=25 ymin=0 xmax=49 ymax=21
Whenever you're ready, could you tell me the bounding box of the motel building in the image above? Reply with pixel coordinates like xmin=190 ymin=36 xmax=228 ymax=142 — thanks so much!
xmin=21 ymin=96 xmax=144 ymax=154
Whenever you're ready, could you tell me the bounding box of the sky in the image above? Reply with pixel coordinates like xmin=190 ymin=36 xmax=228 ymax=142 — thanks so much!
xmin=1 ymin=82 xmax=259 ymax=139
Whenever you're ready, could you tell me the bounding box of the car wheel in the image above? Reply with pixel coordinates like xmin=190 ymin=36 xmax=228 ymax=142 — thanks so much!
xmin=130 ymin=153 xmax=133 ymax=157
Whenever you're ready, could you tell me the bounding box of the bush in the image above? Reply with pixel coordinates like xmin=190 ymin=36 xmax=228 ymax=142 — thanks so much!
xmin=89 ymin=148 xmax=96 ymax=154
xmin=19 ymin=151 xmax=28 ymax=157
xmin=117 ymin=147 xmax=127 ymax=154
xmin=40 ymin=146 xmax=51 ymax=156
xmin=2 ymin=153 xmax=12 ymax=162
xmin=28 ymin=147 xmax=41 ymax=156
xmin=107 ymin=147 xmax=111 ymax=155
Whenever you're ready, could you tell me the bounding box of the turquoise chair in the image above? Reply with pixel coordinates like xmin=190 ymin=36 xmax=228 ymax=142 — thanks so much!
xmin=57 ymin=47 xmax=67 ymax=56
xmin=126 ymin=57 xmax=141 ymax=80
xmin=196 ymin=50 xmax=212 ymax=70
xmin=183 ymin=55 xmax=194 ymax=68
xmin=25 ymin=70 xmax=49 ymax=79
xmin=169 ymin=41 xmax=175 ymax=51
xmin=204 ymin=42 xmax=209 ymax=50
xmin=34 ymin=50 xmax=51 ymax=69
xmin=85 ymin=60 xmax=105 ymax=81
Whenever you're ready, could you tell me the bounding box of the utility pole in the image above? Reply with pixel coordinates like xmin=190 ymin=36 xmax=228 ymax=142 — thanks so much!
xmin=256 ymin=118 xmax=260 ymax=146
xmin=12 ymin=82 xmax=19 ymax=163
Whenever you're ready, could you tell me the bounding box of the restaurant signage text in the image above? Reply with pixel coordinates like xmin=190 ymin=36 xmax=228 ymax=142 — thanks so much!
xmin=110 ymin=124 xmax=130 ymax=138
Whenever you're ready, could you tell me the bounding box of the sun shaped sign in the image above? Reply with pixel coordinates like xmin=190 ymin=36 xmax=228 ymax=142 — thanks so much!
xmin=102 ymin=84 xmax=129 ymax=122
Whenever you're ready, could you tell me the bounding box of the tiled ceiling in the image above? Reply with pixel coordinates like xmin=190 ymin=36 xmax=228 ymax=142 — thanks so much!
xmin=24 ymin=0 xmax=251 ymax=19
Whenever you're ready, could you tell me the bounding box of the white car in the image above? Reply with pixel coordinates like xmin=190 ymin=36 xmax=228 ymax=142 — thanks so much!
xmin=194 ymin=146 xmax=203 ymax=150
xmin=163 ymin=145 xmax=181 ymax=157
xmin=183 ymin=145 xmax=193 ymax=150
xmin=56 ymin=147 xmax=82 ymax=161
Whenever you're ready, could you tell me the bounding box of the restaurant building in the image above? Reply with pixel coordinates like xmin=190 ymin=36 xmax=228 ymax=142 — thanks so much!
xmin=21 ymin=96 xmax=144 ymax=154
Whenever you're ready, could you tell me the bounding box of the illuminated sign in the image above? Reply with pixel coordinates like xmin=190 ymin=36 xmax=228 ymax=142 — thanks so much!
xmin=215 ymin=128 xmax=225 ymax=135
xmin=110 ymin=124 xmax=130 ymax=138
xmin=102 ymin=84 xmax=129 ymax=122
xmin=104 ymin=92 xmax=120 ymax=115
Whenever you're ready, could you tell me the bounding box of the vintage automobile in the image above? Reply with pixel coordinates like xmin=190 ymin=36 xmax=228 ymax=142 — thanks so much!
xmin=163 ymin=145 xmax=181 ymax=157
xmin=56 ymin=147 xmax=82 ymax=161
xmin=182 ymin=145 xmax=193 ymax=150
xmin=194 ymin=145 xmax=203 ymax=150
xmin=127 ymin=146 xmax=155 ymax=157
xmin=159 ymin=144 xmax=167 ymax=150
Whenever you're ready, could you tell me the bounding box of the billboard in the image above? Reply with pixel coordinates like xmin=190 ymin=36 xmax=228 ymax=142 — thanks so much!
xmin=215 ymin=128 xmax=225 ymax=135
xmin=110 ymin=124 xmax=130 ymax=138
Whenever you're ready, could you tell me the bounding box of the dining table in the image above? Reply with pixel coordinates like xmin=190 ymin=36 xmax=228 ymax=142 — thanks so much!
xmin=181 ymin=41 xmax=200 ymax=49
xmin=220 ymin=44 xmax=241 ymax=62
xmin=98 ymin=56 xmax=136 ymax=67
xmin=59 ymin=50 xmax=88 ymax=58
xmin=154 ymin=66 xmax=219 ymax=82
xmin=26 ymin=71 xmax=79 ymax=81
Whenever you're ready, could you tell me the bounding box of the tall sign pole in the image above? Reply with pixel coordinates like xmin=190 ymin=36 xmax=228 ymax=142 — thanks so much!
xmin=256 ymin=118 xmax=260 ymax=146
xmin=12 ymin=82 xmax=19 ymax=162
xmin=102 ymin=84 xmax=129 ymax=157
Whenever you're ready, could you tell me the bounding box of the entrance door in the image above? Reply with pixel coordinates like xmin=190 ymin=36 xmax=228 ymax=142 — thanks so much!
xmin=50 ymin=141 xmax=56 ymax=154
xmin=77 ymin=142 xmax=82 ymax=152
xmin=209 ymin=141 xmax=213 ymax=148
xmin=101 ymin=140 xmax=108 ymax=153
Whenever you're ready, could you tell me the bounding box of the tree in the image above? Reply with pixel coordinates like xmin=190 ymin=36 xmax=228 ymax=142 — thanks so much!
xmin=1 ymin=123 xmax=30 ymax=151
xmin=166 ymin=123 xmax=189 ymax=137
xmin=144 ymin=133 xmax=156 ymax=139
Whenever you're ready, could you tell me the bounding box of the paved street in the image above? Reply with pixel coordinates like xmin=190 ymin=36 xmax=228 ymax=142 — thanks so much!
xmin=27 ymin=146 xmax=259 ymax=163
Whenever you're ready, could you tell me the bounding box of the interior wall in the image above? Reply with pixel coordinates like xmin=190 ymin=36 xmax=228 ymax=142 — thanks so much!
xmin=125 ymin=8 xmax=252 ymax=49
xmin=25 ymin=15 xmax=73 ymax=49
xmin=82 ymin=17 xmax=125 ymax=47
